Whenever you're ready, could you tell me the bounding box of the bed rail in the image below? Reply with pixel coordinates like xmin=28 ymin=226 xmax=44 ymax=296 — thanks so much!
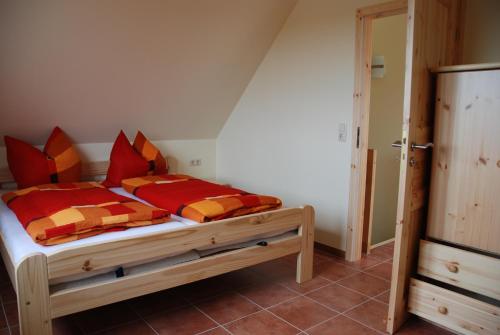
xmin=47 ymin=207 xmax=304 ymax=280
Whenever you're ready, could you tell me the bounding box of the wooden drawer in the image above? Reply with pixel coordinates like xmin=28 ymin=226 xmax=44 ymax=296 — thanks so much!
xmin=408 ymin=279 xmax=500 ymax=335
xmin=418 ymin=240 xmax=500 ymax=300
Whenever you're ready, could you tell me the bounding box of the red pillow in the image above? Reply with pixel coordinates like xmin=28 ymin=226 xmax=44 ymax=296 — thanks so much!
xmin=103 ymin=131 xmax=149 ymax=187
xmin=5 ymin=127 xmax=81 ymax=189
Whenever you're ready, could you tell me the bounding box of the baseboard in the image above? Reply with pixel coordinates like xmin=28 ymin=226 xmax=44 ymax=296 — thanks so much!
xmin=370 ymin=237 xmax=395 ymax=249
xmin=314 ymin=242 xmax=345 ymax=258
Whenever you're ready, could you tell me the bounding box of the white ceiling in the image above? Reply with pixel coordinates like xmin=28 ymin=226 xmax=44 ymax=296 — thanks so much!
xmin=0 ymin=0 xmax=297 ymax=145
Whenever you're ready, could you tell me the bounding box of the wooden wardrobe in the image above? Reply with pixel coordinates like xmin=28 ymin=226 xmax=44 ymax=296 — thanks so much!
xmin=407 ymin=64 xmax=500 ymax=335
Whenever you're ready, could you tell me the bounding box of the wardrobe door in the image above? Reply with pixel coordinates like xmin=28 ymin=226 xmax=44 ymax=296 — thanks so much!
xmin=427 ymin=69 xmax=500 ymax=255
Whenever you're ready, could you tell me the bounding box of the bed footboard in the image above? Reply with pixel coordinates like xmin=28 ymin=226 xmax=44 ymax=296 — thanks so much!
xmin=297 ymin=205 xmax=314 ymax=283
xmin=13 ymin=205 xmax=314 ymax=335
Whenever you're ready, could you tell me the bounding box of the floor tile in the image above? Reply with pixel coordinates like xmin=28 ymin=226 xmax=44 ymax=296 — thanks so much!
xmin=0 ymin=283 xmax=16 ymax=304
xmin=306 ymin=284 xmax=368 ymax=313
xmin=3 ymin=301 xmax=18 ymax=327
xmin=345 ymin=299 xmax=388 ymax=332
xmin=145 ymin=306 xmax=216 ymax=335
xmin=341 ymin=254 xmax=385 ymax=270
xmin=198 ymin=327 xmax=231 ymax=335
xmin=250 ymin=260 xmax=296 ymax=281
xmin=280 ymin=253 xmax=300 ymax=265
xmin=95 ymin=320 xmax=155 ymax=335
xmin=313 ymin=250 xmax=342 ymax=263
xmin=337 ymin=272 xmax=390 ymax=297
xmin=0 ymin=306 xmax=7 ymax=329
xmin=225 ymin=310 xmax=299 ymax=335
xmin=369 ymin=244 xmax=394 ymax=260
xmin=196 ymin=292 xmax=261 ymax=324
xmin=307 ymin=315 xmax=378 ymax=335
xmin=52 ymin=317 xmax=83 ymax=335
xmin=218 ymin=269 xmax=269 ymax=289
xmin=7 ymin=306 xmax=79 ymax=334
xmin=269 ymin=296 xmax=336 ymax=330
xmin=238 ymin=283 xmax=298 ymax=308
xmin=364 ymin=261 xmax=393 ymax=281
xmin=173 ymin=276 xmax=231 ymax=302
xmin=128 ymin=290 xmax=188 ymax=317
xmin=279 ymin=275 xmax=330 ymax=294
xmin=281 ymin=251 xmax=333 ymax=266
xmin=73 ymin=302 xmax=139 ymax=334
xmin=314 ymin=261 xmax=360 ymax=282
xmin=397 ymin=316 xmax=454 ymax=334
xmin=374 ymin=290 xmax=391 ymax=304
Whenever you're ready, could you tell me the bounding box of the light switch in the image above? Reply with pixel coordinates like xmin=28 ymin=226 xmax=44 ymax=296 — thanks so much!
xmin=338 ymin=123 xmax=347 ymax=142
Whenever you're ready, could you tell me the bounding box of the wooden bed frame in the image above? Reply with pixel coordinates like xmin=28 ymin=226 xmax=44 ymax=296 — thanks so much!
xmin=0 ymin=160 xmax=314 ymax=335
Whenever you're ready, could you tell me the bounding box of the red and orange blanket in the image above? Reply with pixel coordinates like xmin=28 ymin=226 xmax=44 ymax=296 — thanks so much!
xmin=1 ymin=182 xmax=170 ymax=245
xmin=122 ymin=174 xmax=282 ymax=223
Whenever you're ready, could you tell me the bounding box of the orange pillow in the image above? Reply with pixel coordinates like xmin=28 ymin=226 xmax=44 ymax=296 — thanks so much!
xmin=133 ymin=131 xmax=168 ymax=175
xmin=5 ymin=127 xmax=81 ymax=189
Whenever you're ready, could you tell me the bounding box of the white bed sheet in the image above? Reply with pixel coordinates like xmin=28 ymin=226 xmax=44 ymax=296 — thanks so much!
xmin=0 ymin=187 xmax=197 ymax=267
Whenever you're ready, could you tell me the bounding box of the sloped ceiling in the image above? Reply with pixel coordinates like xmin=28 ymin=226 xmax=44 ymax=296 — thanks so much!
xmin=0 ymin=0 xmax=297 ymax=145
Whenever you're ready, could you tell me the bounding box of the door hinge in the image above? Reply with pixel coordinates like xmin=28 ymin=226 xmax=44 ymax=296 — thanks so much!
xmin=356 ymin=127 xmax=360 ymax=148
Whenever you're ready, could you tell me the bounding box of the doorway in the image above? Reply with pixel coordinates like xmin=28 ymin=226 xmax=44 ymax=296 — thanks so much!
xmin=346 ymin=0 xmax=465 ymax=333
xmin=345 ymin=0 xmax=408 ymax=262
xmin=364 ymin=14 xmax=407 ymax=252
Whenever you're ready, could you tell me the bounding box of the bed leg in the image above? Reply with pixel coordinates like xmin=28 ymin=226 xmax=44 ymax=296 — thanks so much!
xmin=16 ymin=253 xmax=52 ymax=335
xmin=297 ymin=205 xmax=314 ymax=284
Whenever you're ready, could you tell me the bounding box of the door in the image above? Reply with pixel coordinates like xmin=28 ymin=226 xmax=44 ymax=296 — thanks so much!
xmin=387 ymin=0 xmax=464 ymax=333
xmin=427 ymin=69 xmax=500 ymax=255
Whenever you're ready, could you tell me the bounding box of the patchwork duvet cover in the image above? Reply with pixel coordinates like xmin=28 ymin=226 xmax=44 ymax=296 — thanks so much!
xmin=1 ymin=182 xmax=170 ymax=245
xmin=122 ymin=174 xmax=282 ymax=223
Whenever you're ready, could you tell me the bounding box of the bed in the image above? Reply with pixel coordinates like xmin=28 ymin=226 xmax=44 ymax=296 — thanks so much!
xmin=0 ymin=159 xmax=314 ymax=335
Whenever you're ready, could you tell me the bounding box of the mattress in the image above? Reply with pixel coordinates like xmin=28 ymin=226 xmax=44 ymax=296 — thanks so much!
xmin=0 ymin=187 xmax=295 ymax=285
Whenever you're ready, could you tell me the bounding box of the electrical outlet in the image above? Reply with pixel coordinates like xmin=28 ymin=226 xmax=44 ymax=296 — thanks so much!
xmin=189 ymin=159 xmax=202 ymax=166
xmin=338 ymin=122 xmax=347 ymax=142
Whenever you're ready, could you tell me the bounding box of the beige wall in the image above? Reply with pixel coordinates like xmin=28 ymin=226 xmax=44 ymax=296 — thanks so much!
xmin=217 ymin=0 xmax=384 ymax=250
xmin=368 ymin=15 xmax=406 ymax=245
xmin=462 ymin=0 xmax=500 ymax=63
xmin=0 ymin=0 xmax=296 ymax=145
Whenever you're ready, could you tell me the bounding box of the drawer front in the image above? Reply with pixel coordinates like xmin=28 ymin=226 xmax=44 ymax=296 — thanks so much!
xmin=418 ymin=240 xmax=500 ymax=300
xmin=408 ymin=279 xmax=500 ymax=335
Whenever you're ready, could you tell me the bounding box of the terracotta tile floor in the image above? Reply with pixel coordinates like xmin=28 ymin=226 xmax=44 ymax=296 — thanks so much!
xmin=0 ymin=242 xmax=454 ymax=334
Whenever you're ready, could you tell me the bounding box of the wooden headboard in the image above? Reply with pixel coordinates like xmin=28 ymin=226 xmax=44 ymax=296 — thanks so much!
xmin=0 ymin=156 xmax=177 ymax=187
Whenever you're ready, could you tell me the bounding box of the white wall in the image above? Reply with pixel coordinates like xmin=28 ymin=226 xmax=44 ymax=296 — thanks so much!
xmin=217 ymin=0 xmax=382 ymax=250
xmin=368 ymin=14 xmax=406 ymax=245
xmin=0 ymin=139 xmax=216 ymax=180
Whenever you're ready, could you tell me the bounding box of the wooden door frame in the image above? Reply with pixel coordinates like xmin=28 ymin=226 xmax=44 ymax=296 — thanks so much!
xmin=346 ymin=0 xmax=408 ymax=262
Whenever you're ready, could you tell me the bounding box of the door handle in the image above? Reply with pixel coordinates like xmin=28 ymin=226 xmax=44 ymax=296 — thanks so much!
xmin=391 ymin=141 xmax=433 ymax=151
xmin=411 ymin=142 xmax=434 ymax=151
xmin=391 ymin=140 xmax=402 ymax=148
